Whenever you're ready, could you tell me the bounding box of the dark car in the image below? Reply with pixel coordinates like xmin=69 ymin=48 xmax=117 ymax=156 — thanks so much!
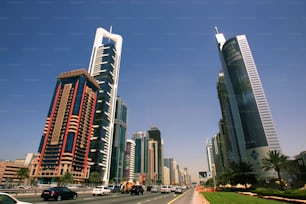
xmin=41 ymin=187 xmax=78 ymax=201
xmin=130 ymin=185 xmax=144 ymax=195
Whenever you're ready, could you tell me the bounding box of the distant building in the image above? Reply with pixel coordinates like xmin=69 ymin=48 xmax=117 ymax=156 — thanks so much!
xmin=295 ymin=151 xmax=306 ymax=182
xmin=163 ymin=166 xmax=170 ymax=185
xmin=33 ymin=69 xmax=100 ymax=184
xmin=172 ymin=160 xmax=179 ymax=185
xmin=0 ymin=160 xmax=27 ymax=186
xmin=110 ymin=97 xmax=128 ymax=184
xmin=215 ymin=30 xmax=281 ymax=177
xmin=132 ymin=131 xmax=149 ymax=184
xmin=164 ymin=157 xmax=175 ymax=185
xmin=183 ymin=168 xmax=191 ymax=186
xmin=124 ymin=139 xmax=135 ymax=182
xmin=88 ymin=27 xmax=123 ymax=185
xmin=148 ymin=139 xmax=158 ymax=184
xmin=206 ymin=139 xmax=215 ymax=177
xmin=148 ymin=127 xmax=163 ymax=184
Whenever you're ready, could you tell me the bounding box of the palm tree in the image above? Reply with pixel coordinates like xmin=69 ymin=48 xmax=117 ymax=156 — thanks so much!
xmin=261 ymin=150 xmax=289 ymax=190
xmin=89 ymin=172 xmax=101 ymax=186
xmin=231 ymin=161 xmax=256 ymax=189
xmin=217 ymin=169 xmax=234 ymax=186
xmin=59 ymin=172 xmax=73 ymax=186
xmin=15 ymin=168 xmax=29 ymax=186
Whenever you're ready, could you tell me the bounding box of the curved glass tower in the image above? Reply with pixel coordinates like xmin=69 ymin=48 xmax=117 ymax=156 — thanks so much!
xmin=215 ymin=30 xmax=281 ymax=176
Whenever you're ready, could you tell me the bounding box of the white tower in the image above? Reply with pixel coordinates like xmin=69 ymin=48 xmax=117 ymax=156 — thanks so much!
xmin=88 ymin=27 xmax=123 ymax=185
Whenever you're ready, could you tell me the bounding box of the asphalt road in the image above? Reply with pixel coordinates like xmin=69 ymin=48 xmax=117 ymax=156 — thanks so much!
xmin=15 ymin=188 xmax=196 ymax=204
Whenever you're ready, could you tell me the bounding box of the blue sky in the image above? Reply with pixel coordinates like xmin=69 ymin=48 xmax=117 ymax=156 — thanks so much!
xmin=0 ymin=0 xmax=305 ymax=181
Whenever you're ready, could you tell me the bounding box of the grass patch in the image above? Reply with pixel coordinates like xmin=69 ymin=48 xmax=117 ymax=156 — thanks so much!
xmin=201 ymin=192 xmax=285 ymax=204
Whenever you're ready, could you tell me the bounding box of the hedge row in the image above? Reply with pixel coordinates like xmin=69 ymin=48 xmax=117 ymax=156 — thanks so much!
xmin=252 ymin=188 xmax=306 ymax=200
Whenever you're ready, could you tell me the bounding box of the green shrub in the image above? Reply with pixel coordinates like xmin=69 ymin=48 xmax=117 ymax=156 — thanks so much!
xmin=252 ymin=187 xmax=306 ymax=200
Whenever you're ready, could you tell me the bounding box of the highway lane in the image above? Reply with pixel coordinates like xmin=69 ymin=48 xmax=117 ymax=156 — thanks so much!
xmin=171 ymin=188 xmax=201 ymax=204
xmin=15 ymin=191 xmax=189 ymax=204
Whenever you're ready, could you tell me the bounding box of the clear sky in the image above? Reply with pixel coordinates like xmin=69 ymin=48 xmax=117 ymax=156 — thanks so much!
xmin=0 ymin=0 xmax=305 ymax=182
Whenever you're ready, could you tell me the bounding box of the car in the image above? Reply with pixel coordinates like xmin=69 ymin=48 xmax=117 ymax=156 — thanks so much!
xmin=108 ymin=184 xmax=120 ymax=193
xmin=160 ymin=185 xmax=171 ymax=193
xmin=170 ymin=185 xmax=177 ymax=192
xmin=92 ymin=186 xmax=111 ymax=196
xmin=0 ymin=192 xmax=33 ymax=204
xmin=41 ymin=186 xmax=77 ymax=201
xmin=130 ymin=185 xmax=144 ymax=195
xmin=175 ymin=186 xmax=183 ymax=194
xmin=146 ymin=185 xmax=152 ymax=191
xmin=150 ymin=185 xmax=159 ymax=193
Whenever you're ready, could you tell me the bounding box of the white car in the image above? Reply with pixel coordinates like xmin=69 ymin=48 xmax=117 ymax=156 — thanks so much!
xmin=92 ymin=186 xmax=111 ymax=196
xmin=0 ymin=192 xmax=33 ymax=204
xmin=160 ymin=185 xmax=171 ymax=193
xmin=150 ymin=185 xmax=159 ymax=193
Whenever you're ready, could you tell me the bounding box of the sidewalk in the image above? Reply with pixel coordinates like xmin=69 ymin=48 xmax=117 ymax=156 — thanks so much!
xmin=194 ymin=188 xmax=210 ymax=204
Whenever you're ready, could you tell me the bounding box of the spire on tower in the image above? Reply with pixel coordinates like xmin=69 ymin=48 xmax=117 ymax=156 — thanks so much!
xmin=214 ymin=26 xmax=219 ymax=34
xmin=108 ymin=25 xmax=112 ymax=42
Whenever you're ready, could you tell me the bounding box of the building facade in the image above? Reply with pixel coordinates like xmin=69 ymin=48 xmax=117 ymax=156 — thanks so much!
xmin=215 ymin=30 xmax=281 ymax=177
xmin=206 ymin=139 xmax=214 ymax=175
xmin=164 ymin=157 xmax=174 ymax=185
xmin=148 ymin=127 xmax=163 ymax=184
xmin=0 ymin=161 xmax=27 ymax=186
xmin=110 ymin=96 xmax=128 ymax=183
xmin=132 ymin=131 xmax=149 ymax=184
xmin=88 ymin=27 xmax=123 ymax=185
xmin=34 ymin=69 xmax=99 ymax=183
xmin=124 ymin=139 xmax=135 ymax=182
xmin=148 ymin=139 xmax=158 ymax=184
xmin=217 ymin=71 xmax=244 ymax=166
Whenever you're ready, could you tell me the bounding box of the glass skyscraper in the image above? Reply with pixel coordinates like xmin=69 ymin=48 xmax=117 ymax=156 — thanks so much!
xmin=132 ymin=131 xmax=149 ymax=183
xmin=215 ymin=30 xmax=281 ymax=176
xmin=88 ymin=27 xmax=123 ymax=185
xmin=110 ymin=96 xmax=128 ymax=183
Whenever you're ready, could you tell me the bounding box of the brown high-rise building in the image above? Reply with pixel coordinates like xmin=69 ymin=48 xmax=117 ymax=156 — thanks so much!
xmin=31 ymin=69 xmax=100 ymax=184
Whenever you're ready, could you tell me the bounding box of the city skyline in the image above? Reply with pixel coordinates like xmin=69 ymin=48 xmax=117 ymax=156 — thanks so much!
xmin=0 ymin=1 xmax=306 ymax=182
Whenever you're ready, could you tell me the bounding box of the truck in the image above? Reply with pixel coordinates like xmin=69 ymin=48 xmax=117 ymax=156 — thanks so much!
xmin=119 ymin=181 xmax=135 ymax=193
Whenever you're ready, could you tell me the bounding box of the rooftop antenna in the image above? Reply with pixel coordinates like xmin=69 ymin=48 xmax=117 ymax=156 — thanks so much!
xmin=214 ymin=26 xmax=219 ymax=34
xmin=108 ymin=25 xmax=112 ymax=42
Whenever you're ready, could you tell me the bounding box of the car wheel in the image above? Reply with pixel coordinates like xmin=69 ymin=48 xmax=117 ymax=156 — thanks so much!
xmin=43 ymin=198 xmax=48 ymax=201
xmin=56 ymin=195 xmax=61 ymax=201
xmin=72 ymin=194 xmax=77 ymax=200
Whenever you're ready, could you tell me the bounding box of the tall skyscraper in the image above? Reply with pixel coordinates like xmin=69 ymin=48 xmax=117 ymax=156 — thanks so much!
xmin=88 ymin=27 xmax=123 ymax=185
xmin=110 ymin=96 xmax=128 ymax=183
xmin=148 ymin=139 xmax=158 ymax=184
xmin=164 ymin=157 xmax=174 ymax=185
xmin=148 ymin=127 xmax=163 ymax=184
xmin=34 ymin=69 xmax=100 ymax=183
xmin=124 ymin=139 xmax=135 ymax=182
xmin=132 ymin=131 xmax=149 ymax=183
xmin=215 ymin=29 xmax=281 ymax=176
xmin=206 ymin=139 xmax=215 ymax=177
